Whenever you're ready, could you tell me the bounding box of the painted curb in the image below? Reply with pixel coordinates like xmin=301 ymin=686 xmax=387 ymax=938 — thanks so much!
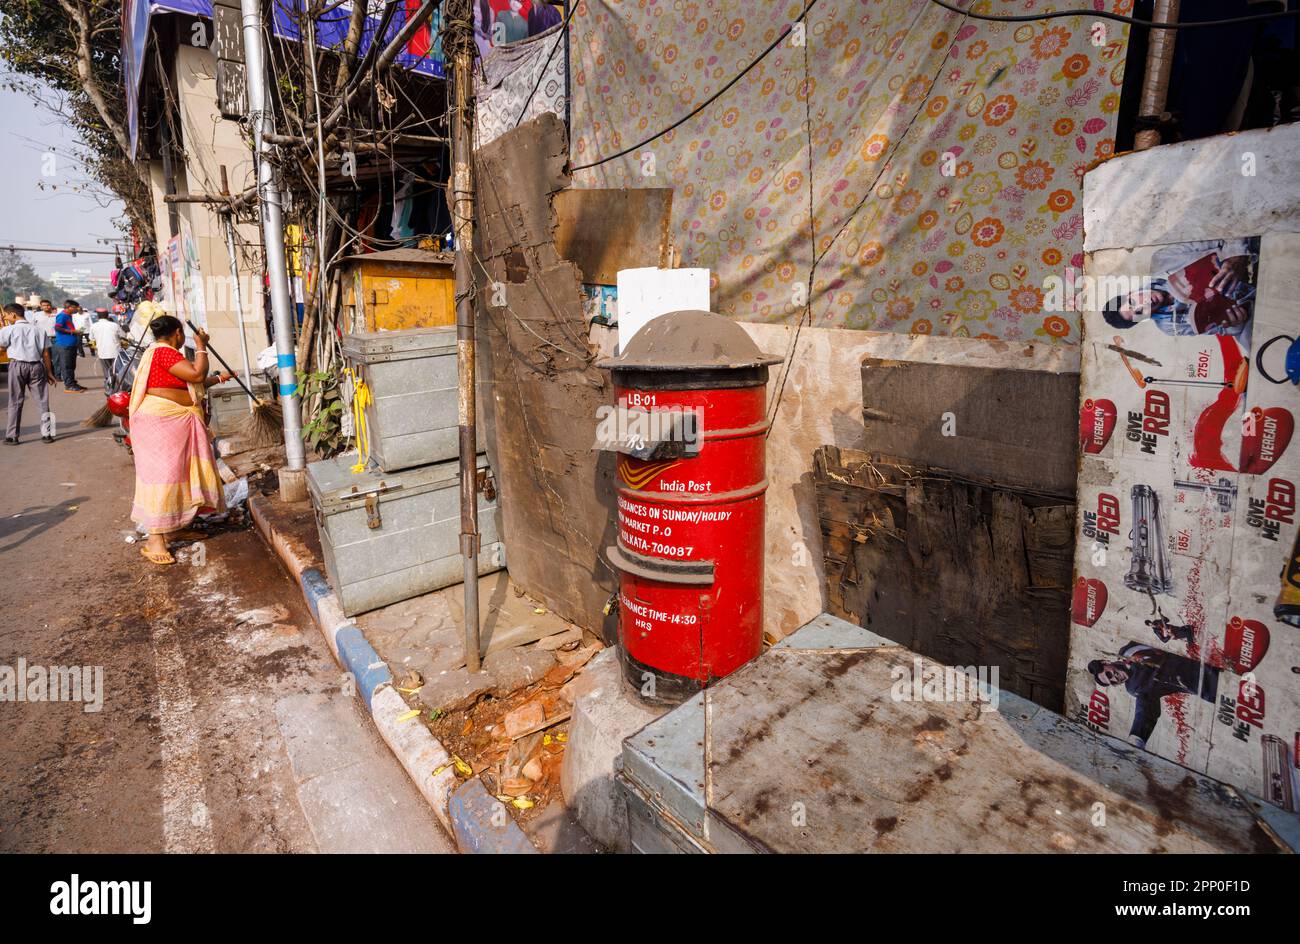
xmin=247 ymin=494 xmax=534 ymax=853
xmin=448 ymin=779 xmax=539 ymax=854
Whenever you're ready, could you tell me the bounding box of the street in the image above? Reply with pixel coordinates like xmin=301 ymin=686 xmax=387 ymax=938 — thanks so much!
xmin=0 ymin=359 xmax=452 ymax=853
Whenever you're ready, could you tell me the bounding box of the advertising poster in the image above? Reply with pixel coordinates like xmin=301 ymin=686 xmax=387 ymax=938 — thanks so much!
xmin=179 ymin=216 xmax=207 ymax=330
xmin=1067 ymin=234 xmax=1300 ymax=811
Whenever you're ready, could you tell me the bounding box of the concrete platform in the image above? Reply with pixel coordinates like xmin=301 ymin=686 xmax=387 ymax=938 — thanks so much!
xmin=359 ymin=571 xmax=572 ymax=710
xmin=560 ymin=649 xmax=666 ymax=853
xmin=620 ymin=614 xmax=1300 ymax=854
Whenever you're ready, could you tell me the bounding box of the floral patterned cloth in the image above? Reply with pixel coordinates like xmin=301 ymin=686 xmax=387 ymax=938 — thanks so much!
xmin=569 ymin=0 xmax=1130 ymax=343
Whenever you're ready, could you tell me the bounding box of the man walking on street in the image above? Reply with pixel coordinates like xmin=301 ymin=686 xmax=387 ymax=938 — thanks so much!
xmin=31 ymin=299 xmax=58 ymax=379
xmin=0 ymin=303 xmax=55 ymax=444
xmin=53 ymin=300 xmax=87 ymax=392
xmin=73 ymin=303 xmax=93 ymax=361
xmin=90 ymin=309 xmax=126 ymax=394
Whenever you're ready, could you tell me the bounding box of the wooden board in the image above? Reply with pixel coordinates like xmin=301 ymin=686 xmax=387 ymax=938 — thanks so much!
xmin=860 ymin=358 xmax=1079 ymax=496
xmin=813 ymin=445 xmax=1074 ymax=710
xmin=552 ymin=188 xmax=674 ymax=285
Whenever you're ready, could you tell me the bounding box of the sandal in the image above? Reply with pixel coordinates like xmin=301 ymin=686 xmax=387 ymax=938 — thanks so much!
xmin=140 ymin=546 xmax=175 ymax=566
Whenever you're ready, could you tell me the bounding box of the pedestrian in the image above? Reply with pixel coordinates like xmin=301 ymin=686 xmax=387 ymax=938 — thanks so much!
xmin=73 ymin=304 xmax=93 ymax=362
xmin=0 ymin=303 xmax=55 ymax=445
xmin=128 ymin=315 xmax=231 ymax=565
xmin=52 ymin=300 xmax=88 ymax=392
xmin=31 ymin=298 xmax=57 ymax=351
xmin=90 ymin=310 xmax=126 ymax=394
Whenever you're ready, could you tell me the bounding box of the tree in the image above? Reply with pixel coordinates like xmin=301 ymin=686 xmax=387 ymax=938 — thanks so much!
xmin=0 ymin=1 xmax=155 ymax=244
xmin=0 ymin=249 xmax=61 ymax=305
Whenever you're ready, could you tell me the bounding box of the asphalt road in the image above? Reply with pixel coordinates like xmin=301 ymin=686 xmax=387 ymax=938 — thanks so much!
xmin=0 ymin=356 xmax=453 ymax=853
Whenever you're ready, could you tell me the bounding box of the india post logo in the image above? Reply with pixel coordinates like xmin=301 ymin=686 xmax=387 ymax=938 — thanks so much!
xmin=618 ymin=456 xmax=680 ymax=490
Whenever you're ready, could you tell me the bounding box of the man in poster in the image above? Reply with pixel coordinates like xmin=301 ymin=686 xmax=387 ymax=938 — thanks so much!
xmin=1101 ymin=237 xmax=1258 ymax=348
xmin=1088 ymin=642 xmax=1221 ymax=748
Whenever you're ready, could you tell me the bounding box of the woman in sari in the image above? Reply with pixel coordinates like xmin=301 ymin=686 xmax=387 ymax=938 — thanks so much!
xmin=129 ymin=315 xmax=232 ymax=565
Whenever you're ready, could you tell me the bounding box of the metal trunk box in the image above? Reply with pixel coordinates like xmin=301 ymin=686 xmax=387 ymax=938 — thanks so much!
xmin=207 ymin=372 xmax=272 ymax=436
xmin=342 ymin=249 xmax=456 ymax=334
xmin=619 ymin=614 xmax=1300 ymax=853
xmin=342 ymin=326 xmax=482 ymax=472
xmin=307 ymin=453 xmax=504 ymax=617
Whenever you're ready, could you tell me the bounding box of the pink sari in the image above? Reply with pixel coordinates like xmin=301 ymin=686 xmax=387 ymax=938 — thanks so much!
xmin=128 ymin=343 xmax=225 ymax=534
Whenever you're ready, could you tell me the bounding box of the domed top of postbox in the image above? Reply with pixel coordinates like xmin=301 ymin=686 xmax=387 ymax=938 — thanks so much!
xmin=597 ymin=309 xmax=782 ymax=372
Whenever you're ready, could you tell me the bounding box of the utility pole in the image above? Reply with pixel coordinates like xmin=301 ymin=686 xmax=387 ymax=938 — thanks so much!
xmin=446 ymin=0 xmax=481 ymax=673
xmin=1134 ymin=0 xmax=1180 ymax=150
xmin=240 ymin=0 xmax=308 ymax=499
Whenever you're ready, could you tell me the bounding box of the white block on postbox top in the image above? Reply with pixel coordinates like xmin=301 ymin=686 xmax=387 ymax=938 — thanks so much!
xmin=616 ymin=267 xmax=710 ymax=353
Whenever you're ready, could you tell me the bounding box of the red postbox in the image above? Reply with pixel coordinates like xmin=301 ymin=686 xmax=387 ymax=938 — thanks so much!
xmin=598 ymin=310 xmax=781 ymax=704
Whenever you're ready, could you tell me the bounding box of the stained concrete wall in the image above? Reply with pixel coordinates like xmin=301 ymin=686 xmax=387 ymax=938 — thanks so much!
xmin=146 ymin=44 xmax=265 ymax=364
xmin=740 ymin=324 xmax=1078 ymax=636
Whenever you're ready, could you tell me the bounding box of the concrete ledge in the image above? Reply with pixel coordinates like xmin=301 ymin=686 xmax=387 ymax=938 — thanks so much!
xmin=247 ymin=493 xmax=523 ymax=852
xmin=370 ymin=686 xmax=458 ymax=836
xmin=560 ymin=648 xmax=666 ymax=853
xmin=447 ymin=778 xmax=538 ymax=854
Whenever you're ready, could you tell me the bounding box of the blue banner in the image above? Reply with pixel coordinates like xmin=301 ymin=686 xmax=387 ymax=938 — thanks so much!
xmin=125 ymin=1 xmax=445 ymax=158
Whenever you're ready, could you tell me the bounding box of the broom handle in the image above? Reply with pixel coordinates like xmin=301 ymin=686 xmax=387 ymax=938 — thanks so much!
xmin=185 ymin=319 xmax=262 ymax=402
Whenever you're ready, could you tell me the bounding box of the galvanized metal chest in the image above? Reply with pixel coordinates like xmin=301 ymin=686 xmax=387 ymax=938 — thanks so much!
xmin=206 ymin=372 xmax=272 ymax=436
xmin=619 ymin=614 xmax=1300 ymax=854
xmin=342 ymin=326 xmax=475 ymax=472
xmin=306 ymin=454 xmax=504 ymax=617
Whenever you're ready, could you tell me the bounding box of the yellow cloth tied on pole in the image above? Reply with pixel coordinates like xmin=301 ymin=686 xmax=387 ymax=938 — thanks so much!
xmin=347 ymin=367 xmax=373 ymax=474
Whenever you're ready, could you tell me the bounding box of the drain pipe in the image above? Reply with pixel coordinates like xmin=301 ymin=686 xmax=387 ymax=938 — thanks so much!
xmin=1134 ymin=0 xmax=1181 ymax=150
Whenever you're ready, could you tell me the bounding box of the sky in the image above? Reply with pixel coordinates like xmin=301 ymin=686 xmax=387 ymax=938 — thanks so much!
xmin=0 ymin=80 xmax=130 ymax=277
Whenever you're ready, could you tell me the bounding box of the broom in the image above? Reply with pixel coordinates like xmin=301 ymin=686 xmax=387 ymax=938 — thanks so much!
xmin=186 ymin=320 xmax=284 ymax=448
xmin=83 ymin=318 xmax=152 ymax=428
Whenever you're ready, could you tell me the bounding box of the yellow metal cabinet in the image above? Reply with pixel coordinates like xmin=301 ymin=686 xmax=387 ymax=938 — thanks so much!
xmin=342 ymin=248 xmax=456 ymax=333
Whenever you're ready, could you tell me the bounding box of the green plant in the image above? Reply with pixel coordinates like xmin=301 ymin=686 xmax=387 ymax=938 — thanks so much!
xmin=298 ymin=367 xmax=345 ymax=456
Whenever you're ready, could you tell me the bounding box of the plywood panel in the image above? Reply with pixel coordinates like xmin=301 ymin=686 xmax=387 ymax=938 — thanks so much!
xmin=860 ymin=358 xmax=1079 ymax=496
xmin=813 ymin=446 xmax=1074 ymax=710
xmin=553 ymin=188 xmax=673 ymax=285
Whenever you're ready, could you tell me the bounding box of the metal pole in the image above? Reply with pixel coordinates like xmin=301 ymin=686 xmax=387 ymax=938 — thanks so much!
xmin=448 ymin=0 xmax=481 ymax=673
xmin=241 ymin=0 xmax=306 ymax=472
xmin=1134 ymin=0 xmax=1180 ymax=151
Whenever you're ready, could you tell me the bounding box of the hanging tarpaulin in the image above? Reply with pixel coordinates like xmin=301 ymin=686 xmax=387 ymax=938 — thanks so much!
xmin=268 ymin=0 xmax=445 ymax=78
xmin=474 ymin=20 xmax=566 ymax=149
xmin=123 ymin=1 xmax=209 ymax=160
xmin=124 ymin=0 xmax=446 ymax=159
xmin=474 ymin=0 xmax=563 ymax=59
xmin=569 ymin=0 xmax=1132 ymax=342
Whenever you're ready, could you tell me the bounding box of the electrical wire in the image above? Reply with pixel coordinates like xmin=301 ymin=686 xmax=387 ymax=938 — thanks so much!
xmin=767 ymin=1 xmax=967 ymax=431
xmin=925 ymin=0 xmax=1300 ymax=28
xmin=571 ymin=0 xmax=821 ymax=171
